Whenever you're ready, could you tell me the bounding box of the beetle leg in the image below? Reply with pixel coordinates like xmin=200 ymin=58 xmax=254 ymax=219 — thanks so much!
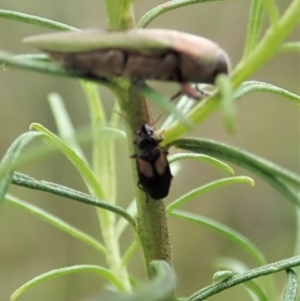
xmin=180 ymin=83 xmax=202 ymax=99
xmin=137 ymin=181 xmax=143 ymax=190
xmin=170 ymin=83 xmax=202 ymax=100
xmin=136 ymin=181 xmax=149 ymax=203
xmin=170 ymin=89 xmax=183 ymax=100
xmin=171 ymin=83 xmax=209 ymax=100
xmin=194 ymin=84 xmax=211 ymax=98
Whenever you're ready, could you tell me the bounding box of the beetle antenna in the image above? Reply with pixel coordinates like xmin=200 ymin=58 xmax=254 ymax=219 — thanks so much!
xmin=152 ymin=112 xmax=164 ymax=127
xmin=113 ymin=110 xmax=134 ymax=127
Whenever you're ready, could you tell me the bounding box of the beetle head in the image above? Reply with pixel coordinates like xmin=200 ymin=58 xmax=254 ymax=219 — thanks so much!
xmin=135 ymin=124 xmax=162 ymax=152
xmin=180 ymin=48 xmax=231 ymax=84
xmin=213 ymin=50 xmax=231 ymax=78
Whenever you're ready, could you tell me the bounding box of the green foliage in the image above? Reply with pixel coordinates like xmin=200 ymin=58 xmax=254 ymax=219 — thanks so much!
xmin=0 ymin=0 xmax=300 ymax=301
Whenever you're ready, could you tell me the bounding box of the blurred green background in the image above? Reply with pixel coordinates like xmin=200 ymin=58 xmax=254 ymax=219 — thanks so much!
xmin=0 ymin=1 xmax=299 ymax=300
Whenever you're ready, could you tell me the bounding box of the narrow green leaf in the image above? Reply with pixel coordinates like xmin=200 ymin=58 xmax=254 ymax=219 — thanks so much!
xmin=169 ymin=138 xmax=300 ymax=192
xmin=121 ymin=240 xmax=140 ymax=267
xmin=30 ymin=122 xmax=105 ymax=198
xmin=279 ymin=42 xmax=300 ymax=53
xmin=48 ymin=92 xmax=89 ymax=164
xmin=216 ymin=74 xmax=235 ymax=132
xmin=138 ymin=0 xmax=227 ymax=28
xmin=168 ymin=152 xmax=234 ymax=175
xmin=235 ymin=81 xmax=300 ymax=104
xmin=14 ymin=53 xmax=49 ymax=61
xmin=109 ymin=102 xmax=122 ymax=127
xmin=188 ymin=255 xmax=300 ymax=301
xmin=6 ymin=193 xmax=106 ymax=254
xmin=10 ymin=265 xmax=126 ymax=301
xmin=0 ymin=9 xmax=76 ymax=30
xmin=107 ymin=260 xmax=176 ymax=301
xmin=0 ymin=124 xmax=125 ymax=174
xmin=293 ymin=207 xmax=300 ymax=275
xmin=11 ymin=172 xmax=137 ymax=234
xmin=260 ymin=0 xmax=280 ymax=26
xmin=215 ymin=258 xmax=269 ymax=301
xmin=170 ymin=210 xmax=267 ymax=267
xmin=167 ymin=176 xmax=254 ymax=212
xmin=82 ymin=80 xmax=117 ymax=202
xmin=81 ymin=81 xmax=106 ymax=128
xmin=266 ymin=175 xmax=300 ymax=207
xmin=242 ymin=279 xmax=268 ymax=301
xmin=213 ymin=270 xmax=236 ymax=283
xmin=115 ymin=200 xmax=137 ymax=238
xmin=81 ymin=78 xmax=131 ymax=290
xmin=215 ymin=257 xmax=249 ymax=273
xmin=282 ymin=269 xmax=298 ymax=301
xmin=0 ymin=131 xmax=41 ymax=206
xmin=243 ymin=0 xmax=265 ymax=57
xmin=0 ymin=50 xmax=113 ymax=87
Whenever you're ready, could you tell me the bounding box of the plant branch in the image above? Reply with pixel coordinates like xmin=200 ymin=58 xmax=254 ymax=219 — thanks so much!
xmin=101 ymin=0 xmax=174 ymax=278
xmin=102 ymin=0 xmax=135 ymax=29
xmin=188 ymin=255 xmax=300 ymax=301
xmin=11 ymin=172 xmax=137 ymax=235
xmin=0 ymin=9 xmax=76 ymax=30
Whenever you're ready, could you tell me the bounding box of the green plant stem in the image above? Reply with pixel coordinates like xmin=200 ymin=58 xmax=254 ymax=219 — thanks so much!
xmin=102 ymin=0 xmax=135 ymax=29
xmin=92 ymin=2 xmax=138 ymax=291
xmin=82 ymin=82 xmax=133 ymax=291
xmin=243 ymin=0 xmax=264 ymax=58
xmin=102 ymin=1 xmax=174 ymax=279
xmin=118 ymin=86 xmax=174 ymax=278
xmin=188 ymin=255 xmax=300 ymax=301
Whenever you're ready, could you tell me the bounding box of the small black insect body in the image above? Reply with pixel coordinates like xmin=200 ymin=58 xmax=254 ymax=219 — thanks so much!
xmin=131 ymin=124 xmax=173 ymax=200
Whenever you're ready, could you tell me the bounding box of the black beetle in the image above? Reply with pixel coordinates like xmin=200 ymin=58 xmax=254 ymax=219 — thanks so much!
xmin=131 ymin=124 xmax=173 ymax=200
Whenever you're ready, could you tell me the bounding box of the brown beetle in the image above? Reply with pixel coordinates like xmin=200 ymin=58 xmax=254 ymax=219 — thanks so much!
xmin=23 ymin=29 xmax=230 ymax=98
xmin=131 ymin=124 xmax=172 ymax=200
